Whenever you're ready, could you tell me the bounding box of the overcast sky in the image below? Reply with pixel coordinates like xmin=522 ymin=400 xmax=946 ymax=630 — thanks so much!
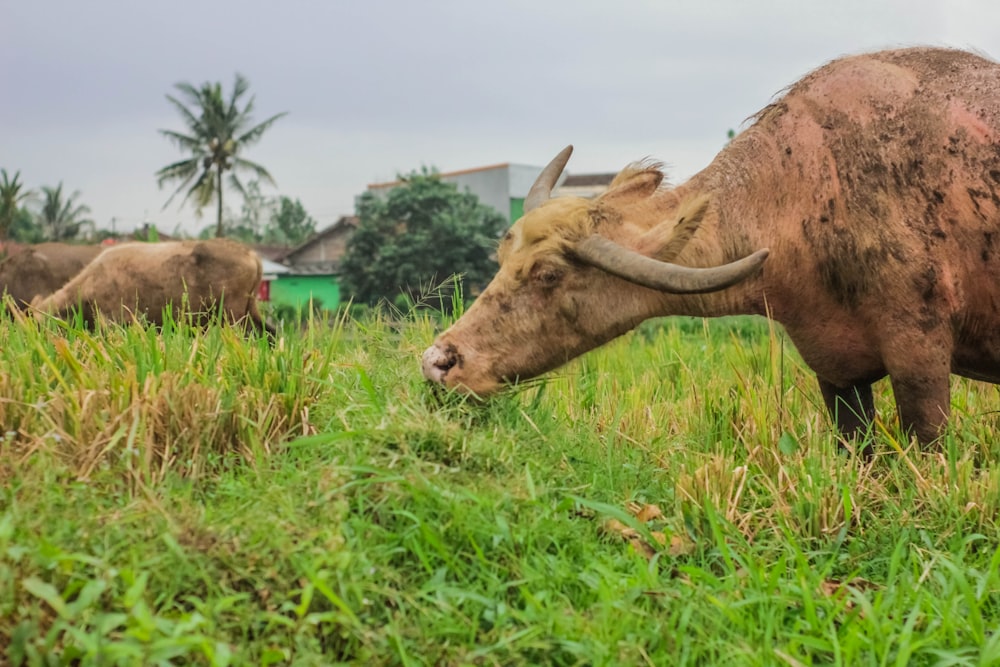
xmin=4 ymin=1 xmax=1000 ymax=236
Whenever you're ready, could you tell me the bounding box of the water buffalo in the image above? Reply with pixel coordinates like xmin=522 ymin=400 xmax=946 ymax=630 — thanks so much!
xmin=422 ymin=46 xmax=1000 ymax=446
xmin=0 ymin=242 xmax=104 ymax=308
xmin=31 ymin=238 xmax=271 ymax=336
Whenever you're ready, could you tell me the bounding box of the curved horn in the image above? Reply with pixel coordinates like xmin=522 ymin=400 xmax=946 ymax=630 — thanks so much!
xmin=573 ymin=235 xmax=769 ymax=294
xmin=524 ymin=145 xmax=573 ymax=213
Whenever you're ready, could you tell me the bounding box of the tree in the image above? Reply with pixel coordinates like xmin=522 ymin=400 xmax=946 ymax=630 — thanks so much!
xmin=198 ymin=190 xmax=316 ymax=245
xmin=239 ymin=179 xmax=269 ymax=241
xmin=9 ymin=207 xmax=42 ymax=243
xmin=36 ymin=183 xmax=93 ymax=241
xmin=265 ymin=196 xmax=316 ymax=245
xmin=156 ymin=73 xmax=287 ymax=238
xmin=339 ymin=168 xmax=506 ymax=310
xmin=0 ymin=169 xmax=34 ymax=241
xmin=201 ymin=179 xmax=271 ymax=242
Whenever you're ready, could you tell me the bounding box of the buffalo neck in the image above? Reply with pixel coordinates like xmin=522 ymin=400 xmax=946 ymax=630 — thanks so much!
xmin=633 ymin=175 xmax=771 ymax=321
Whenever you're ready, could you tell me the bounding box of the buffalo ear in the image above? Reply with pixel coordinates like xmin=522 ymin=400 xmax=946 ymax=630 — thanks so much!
xmin=599 ymin=170 xmax=663 ymax=207
xmin=635 ymin=194 xmax=711 ymax=261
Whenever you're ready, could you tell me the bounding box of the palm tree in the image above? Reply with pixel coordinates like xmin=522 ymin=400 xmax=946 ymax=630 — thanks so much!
xmin=37 ymin=183 xmax=93 ymax=241
xmin=0 ymin=169 xmax=34 ymax=241
xmin=156 ymin=74 xmax=287 ymax=237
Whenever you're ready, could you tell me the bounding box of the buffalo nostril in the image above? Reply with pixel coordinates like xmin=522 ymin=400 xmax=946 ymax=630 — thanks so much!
xmin=437 ymin=344 xmax=463 ymax=373
xmin=438 ymin=352 xmax=457 ymax=372
xmin=421 ymin=344 xmax=462 ymax=382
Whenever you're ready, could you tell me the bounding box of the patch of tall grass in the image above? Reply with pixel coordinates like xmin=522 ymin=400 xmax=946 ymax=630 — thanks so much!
xmin=2 ymin=297 xmax=1000 ymax=664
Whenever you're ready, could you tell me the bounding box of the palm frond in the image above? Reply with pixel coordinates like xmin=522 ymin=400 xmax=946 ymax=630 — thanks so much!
xmin=158 ymin=129 xmax=205 ymax=153
xmin=228 ymin=173 xmax=248 ymax=200
xmin=235 ymin=112 xmax=288 ymax=147
xmin=62 ymin=195 xmax=90 ymax=221
xmin=231 ymin=156 xmax=278 ymax=186
xmin=0 ymin=169 xmax=18 ymax=189
xmin=194 ymin=172 xmax=214 ymax=206
xmin=156 ymin=157 xmax=200 ymax=185
xmin=184 ymin=169 xmax=215 ymax=211
xmin=34 ymin=182 xmax=93 ymax=240
xmin=164 ymin=94 xmax=206 ymax=133
xmin=230 ymin=94 xmax=256 ymax=137
xmin=0 ymin=169 xmax=35 ymax=211
xmin=227 ymin=74 xmax=251 ymax=122
xmin=171 ymin=82 xmax=205 ymax=107
xmin=159 ymin=164 xmax=202 ymax=208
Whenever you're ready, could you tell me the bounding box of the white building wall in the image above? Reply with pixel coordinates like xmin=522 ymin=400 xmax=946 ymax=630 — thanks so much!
xmin=507 ymin=163 xmax=561 ymax=198
xmin=442 ymin=168 xmax=511 ymax=218
xmin=365 ymin=161 xmax=568 ymax=222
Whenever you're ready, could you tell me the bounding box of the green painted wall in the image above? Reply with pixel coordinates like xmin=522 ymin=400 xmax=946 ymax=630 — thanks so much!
xmin=269 ymin=274 xmax=340 ymax=311
xmin=509 ymin=197 xmax=524 ymax=223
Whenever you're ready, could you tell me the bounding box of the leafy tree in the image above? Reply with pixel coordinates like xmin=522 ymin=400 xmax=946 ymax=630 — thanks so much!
xmin=36 ymin=183 xmax=93 ymax=241
xmin=201 ymin=190 xmax=316 ymax=246
xmin=156 ymin=73 xmax=287 ymax=238
xmin=265 ymin=196 xmax=316 ymax=245
xmin=340 ymin=168 xmax=506 ymax=310
xmin=93 ymin=228 xmax=123 ymax=243
xmin=1 ymin=169 xmax=34 ymax=240
xmin=239 ymin=179 xmax=269 ymax=241
xmin=9 ymin=207 xmax=43 ymax=243
xmin=199 ymin=180 xmax=270 ymax=242
xmin=195 ymin=207 xmax=249 ymax=241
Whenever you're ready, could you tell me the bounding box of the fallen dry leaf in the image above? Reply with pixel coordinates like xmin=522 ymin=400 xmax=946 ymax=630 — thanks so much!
xmin=667 ymin=532 xmax=696 ymax=556
xmin=628 ymin=537 xmax=658 ymax=560
xmin=599 ymin=506 xmax=696 ymax=560
xmin=602 ymin=518 xmax=639 ymax=539
xmin=625 ymin=501 xmax=664 ymax=523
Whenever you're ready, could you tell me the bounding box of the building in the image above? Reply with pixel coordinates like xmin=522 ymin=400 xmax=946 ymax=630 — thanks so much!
xmin=554 ymin=172 xmax=617 ymax=200
xmin=266 ymin=161 xmax=616 ymax=312
xmin=265 ymin=216 xmax=358 ymax=312
xmin=279 ymin=216 xmax=358 ymax=272
xmin=256 ymin=257 xmax=290 ymax=302
xmin=367 ymin=162 xmax=617 ymax=223
xmin=367 ymin=162 xmax=564 ymax=224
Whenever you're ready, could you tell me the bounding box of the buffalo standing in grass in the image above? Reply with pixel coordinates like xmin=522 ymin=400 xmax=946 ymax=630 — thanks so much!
xmin=422 ymin=47 xmax=1000 ymax=446
xmin=0 ymin=242 xmax=104 ymax=309
xmin=31 ymin=238 xmax=271 ymax=336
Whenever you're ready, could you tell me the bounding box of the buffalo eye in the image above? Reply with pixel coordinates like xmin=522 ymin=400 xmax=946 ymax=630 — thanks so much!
xmin=531 ymin=264 xmax=563 ymax=288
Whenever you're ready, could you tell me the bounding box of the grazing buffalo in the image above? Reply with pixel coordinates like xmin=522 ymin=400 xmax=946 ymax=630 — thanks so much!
xmin=31 ymin=238 xmax=271 ymax=335
xmin=0 ymin=242 xmax=103 ymax=308
xmin=422 ymin=47 xmax=1000 ymax=446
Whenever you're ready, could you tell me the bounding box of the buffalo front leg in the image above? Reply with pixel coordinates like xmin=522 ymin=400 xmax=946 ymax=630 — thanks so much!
xmin=887 ymin=370 xmax=951 ymax=446
xmin=818 ymin=378 xmax=875 ymax=446
xmin=881 ymin=335 xmax=952 ymax=445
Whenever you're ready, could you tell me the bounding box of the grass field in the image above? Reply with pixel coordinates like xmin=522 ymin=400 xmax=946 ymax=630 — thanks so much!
xmin=3 ymin=302 xmax=1000 ymax=666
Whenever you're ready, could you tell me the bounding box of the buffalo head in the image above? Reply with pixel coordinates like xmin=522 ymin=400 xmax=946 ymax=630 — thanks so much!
xmin=421 ymin=145 xmax=769 ymax=396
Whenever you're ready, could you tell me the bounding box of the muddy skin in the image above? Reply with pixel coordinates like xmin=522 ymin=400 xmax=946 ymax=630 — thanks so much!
xmin=423 ymin=47 xmax=1000 ymax=447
